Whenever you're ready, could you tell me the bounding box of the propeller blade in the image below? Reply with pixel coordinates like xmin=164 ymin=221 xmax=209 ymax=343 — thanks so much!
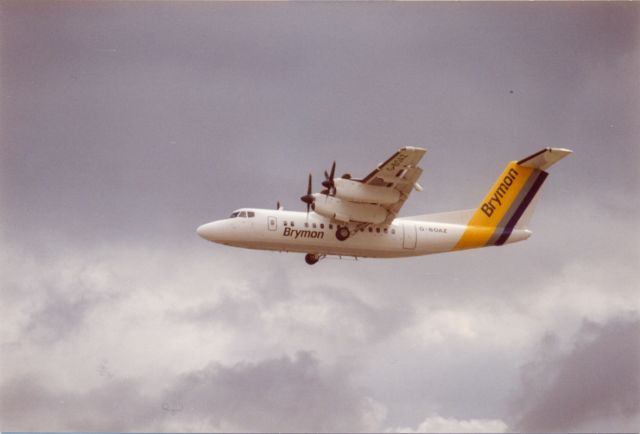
xmin=322 ymin=161 xmax=337 ymax=194
xmin=300 ymin=173 xmax=314 ymax=216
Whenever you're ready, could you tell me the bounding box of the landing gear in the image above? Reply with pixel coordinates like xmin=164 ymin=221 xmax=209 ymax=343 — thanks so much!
xmin=336 ymin=226 xmax=350 ymax=241
xmin=305 ymin=253 xmax=320 ymax=265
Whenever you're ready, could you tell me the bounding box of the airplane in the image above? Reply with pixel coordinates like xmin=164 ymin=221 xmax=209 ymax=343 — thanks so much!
xmin=197 ymin=147 xmax=572 ymax=265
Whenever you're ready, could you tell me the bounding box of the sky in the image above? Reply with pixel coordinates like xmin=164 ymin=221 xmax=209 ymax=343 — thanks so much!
xmin=1 ymin=1 xmax=639 ymax=432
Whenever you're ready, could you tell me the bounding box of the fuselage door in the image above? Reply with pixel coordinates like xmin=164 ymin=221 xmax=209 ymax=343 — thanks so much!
xmin=267 ymin=216 xmax=277 ymax=231
xmin=402 ymin=224 xmax=417 ymax=249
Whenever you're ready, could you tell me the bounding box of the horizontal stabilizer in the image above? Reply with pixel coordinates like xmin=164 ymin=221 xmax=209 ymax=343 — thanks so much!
xmin=517 ymin=148 xmax=572 ymax=171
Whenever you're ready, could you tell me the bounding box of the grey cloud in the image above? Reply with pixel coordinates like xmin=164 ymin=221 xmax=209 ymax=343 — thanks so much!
xmin=168 ymin=267 xmax=293 ymax=327
xmin=169 ymin=266 xmax=414 ymax=345
xmin=166 ymin=266 xmax=298 ymax=330
xmin=5 ymin=265 xmax=123 ymax=346
xmin=0 ymin=375 xmax=158 ymax=432
xmin=0 ymin=352 xmax=382 ymax=432
xmin=163 ymin=351 xmax=381 ymax=432
xmin=510 ymin=314 xmax=640 ymax=431
xmin=23 ymin=287 xmax=95 ymax=344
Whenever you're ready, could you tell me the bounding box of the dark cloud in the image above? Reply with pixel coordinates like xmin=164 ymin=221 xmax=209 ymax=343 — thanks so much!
xmin=510 ymin=314 xmax=640 ymax=431
xmin=163 ymin=351 xmax=381 ymax=432
xmin=0 ymin=352 xmax=381 ymax=432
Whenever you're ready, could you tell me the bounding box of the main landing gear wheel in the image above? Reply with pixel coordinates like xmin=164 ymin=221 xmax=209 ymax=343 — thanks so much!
xmin=336 ymin=226 xmax=350 ymax=241
xmin=305 ymin=253 xmax=320 ymax=265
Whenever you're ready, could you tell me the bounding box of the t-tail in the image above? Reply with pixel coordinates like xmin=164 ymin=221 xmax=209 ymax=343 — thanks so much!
xmin=454 ymin=148 xmax=572 ymax=250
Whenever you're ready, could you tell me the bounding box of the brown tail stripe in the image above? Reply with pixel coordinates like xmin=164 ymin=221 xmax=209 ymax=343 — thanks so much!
xmin=485 ymin=169 xmax=541 ymax=246
xmin=494 ymin=170 xmax=548 ymax=246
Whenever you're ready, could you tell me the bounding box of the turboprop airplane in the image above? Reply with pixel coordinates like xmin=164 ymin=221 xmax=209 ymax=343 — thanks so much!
xmin=197 ymin=147 xmax=571 ymax=265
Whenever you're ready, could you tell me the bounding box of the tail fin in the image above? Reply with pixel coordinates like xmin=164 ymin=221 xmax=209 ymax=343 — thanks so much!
xmin=454 ymin=148 xmax=572 ymax=250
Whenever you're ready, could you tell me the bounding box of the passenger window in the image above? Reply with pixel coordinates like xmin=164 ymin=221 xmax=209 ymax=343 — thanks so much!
xmin=384 ymin=228 xmax=388 ymax=233
xmin=391 ymin=229 xmax=396 ymax=234
xmin=284 ymin=221 xmax=288 ymax=227
xmin=368 ymin=227 xmax=373 ymax=232
xmin=376 ymin=228 xmax=380 ymax=233
xmin=312 ymin=223 xmax=317 ymax=228
xmin=248 ymin=211 xmax=255 ymax=218
xmin=329 ymin=224 xmax=333 ymax=230
xmin=291 ymin=221 xmax=295 ymax=227
xmin=320 ymin=223 xmax=324 ymax=229
xmin=305 ymin=222 xmax=309 ymax=228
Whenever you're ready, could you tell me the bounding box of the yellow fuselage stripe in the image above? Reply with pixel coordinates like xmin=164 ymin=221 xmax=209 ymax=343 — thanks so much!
xmin=454 ymin=161 xmax=534 ymax=250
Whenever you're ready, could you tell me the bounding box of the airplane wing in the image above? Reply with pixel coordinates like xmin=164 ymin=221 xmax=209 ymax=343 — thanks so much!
xmin=361 ymin=146 xmax=426 ymax=223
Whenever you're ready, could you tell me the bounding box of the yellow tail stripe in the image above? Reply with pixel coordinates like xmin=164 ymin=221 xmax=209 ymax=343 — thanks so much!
xmin=454 ymin=161 xmax=535 ymax=250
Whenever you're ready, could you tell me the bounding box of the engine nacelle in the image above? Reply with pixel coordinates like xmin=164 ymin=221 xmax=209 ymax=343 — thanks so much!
xmin=333 ymin=178 xmax=400 ymax=205
xmin=312 ymin=194 xmax=388 ymax=224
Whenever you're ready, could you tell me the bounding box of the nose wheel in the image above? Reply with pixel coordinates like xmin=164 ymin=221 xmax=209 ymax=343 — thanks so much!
xmin=305 ymin=253 xmax=321 ymax=265
xmin=336 ymin=226 xmax=350 ymax=241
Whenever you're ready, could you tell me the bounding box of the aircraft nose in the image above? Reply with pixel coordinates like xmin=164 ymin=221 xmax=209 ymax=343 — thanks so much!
xmin=197 ymin=220 xmax=237 ymax=244
xmin=197 ymin=222 xmax=218 ymax=241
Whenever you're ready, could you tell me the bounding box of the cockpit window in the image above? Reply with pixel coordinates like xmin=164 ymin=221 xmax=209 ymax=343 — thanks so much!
xmin=230 ymin=210 xmax=254 ymax=218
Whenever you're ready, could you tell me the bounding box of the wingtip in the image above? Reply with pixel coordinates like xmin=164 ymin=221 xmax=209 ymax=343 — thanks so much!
xmin=402 ymin=146 xmax=427 ymax=153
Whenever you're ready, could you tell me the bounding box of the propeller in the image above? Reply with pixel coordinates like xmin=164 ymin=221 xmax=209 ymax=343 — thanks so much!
xmin=321 ymin=161 xmax=336 ymax=196
xmin=300 ymin=173 xmax=314 ymax=215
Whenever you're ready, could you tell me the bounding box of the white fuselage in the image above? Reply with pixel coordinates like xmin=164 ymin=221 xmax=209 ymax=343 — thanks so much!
xmin=197 ymin=208 xmax=530 ymax=259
